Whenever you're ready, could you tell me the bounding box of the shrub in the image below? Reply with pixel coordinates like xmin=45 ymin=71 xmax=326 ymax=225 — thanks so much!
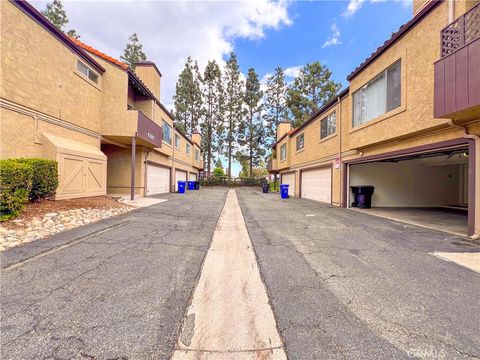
xmin=0 ymin=160 xmax=33 ymax=221
xmin=16 ymin=158 xmax=58 ymax=201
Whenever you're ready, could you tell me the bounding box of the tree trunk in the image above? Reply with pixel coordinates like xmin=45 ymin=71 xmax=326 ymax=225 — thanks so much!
xmin=228 ymin=115 xmax=232 ymax=181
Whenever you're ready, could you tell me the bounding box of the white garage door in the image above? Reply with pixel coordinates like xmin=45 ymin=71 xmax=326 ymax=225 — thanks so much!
xmin=281 ymin=172 xmax=295 ymax=197
xmin=301 ymin=168 xmax=331 ymax=203
xmin=146 ymin=164 xmax=170 ymax=195
xmin=175 ymin=169 xmax=187 ymax=191
xmin=189 ymin=173 xmax=198 ymax=181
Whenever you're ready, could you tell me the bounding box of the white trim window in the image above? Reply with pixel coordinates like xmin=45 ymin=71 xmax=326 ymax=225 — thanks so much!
xmin=195 ymin=149 xmax=200 ymax=161
xmin=186 ymin=143 xmax=191 ymax=156
xmin=77 ymin=60 xmax=98 ymax=83
xmin=321 ymin=112 xmax=336 ymax=139
xmin=296 ymin=134 xmax=304 ymax=151
xmin=163 ymin=121 xmax=172 ymax=145
xmin=175 ymin=133 xmax=180 ymax=149
xmin=353 ymin=60 xmax=401 ymax=127
xmin=280 ymin=143 xmax=287 ymax=161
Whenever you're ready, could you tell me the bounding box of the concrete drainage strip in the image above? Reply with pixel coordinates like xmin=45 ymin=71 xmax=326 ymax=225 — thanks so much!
xmin=172 ymin=189 xmax=286 ymax=359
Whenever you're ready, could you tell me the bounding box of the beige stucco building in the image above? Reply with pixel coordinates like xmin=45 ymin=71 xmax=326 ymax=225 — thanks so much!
xmin=269 ymin=0 xmax=480 ymax=237
xmin=1 ymin=0 xmax=203 ymax=200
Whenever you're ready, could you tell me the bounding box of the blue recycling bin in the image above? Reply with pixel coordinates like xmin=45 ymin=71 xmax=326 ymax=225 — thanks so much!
xmin=177 ymin=181 xmax=186 ymax=194
xmin=280 ymin=184 xmax=289 ymax=199
xmin=187 ymin=181 xmax=195 ymax=190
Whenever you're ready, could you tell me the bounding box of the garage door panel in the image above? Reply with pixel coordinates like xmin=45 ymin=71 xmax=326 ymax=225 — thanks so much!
xmin=189 ymin=173 xmax=198 ymax=181
xmin=175 ymin=170 xmax=187 ymax=191
xmin=281 ymin=173 xmax=295 ymax=196
xmin=301 ymin=168 xmax=332 ymax=203
xmin=147 ymin=164 xmax=170 ymax=195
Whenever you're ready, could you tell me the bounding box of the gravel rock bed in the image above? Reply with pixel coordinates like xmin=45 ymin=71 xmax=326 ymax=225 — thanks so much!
xmin=0 ymin=207 xmax=132 ymax=251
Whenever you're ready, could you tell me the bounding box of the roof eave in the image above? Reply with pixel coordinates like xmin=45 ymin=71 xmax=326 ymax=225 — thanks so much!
xmin=347 ymin=0 xmax=444 ymax=81
xmin=11 ymin=0 xmax=106 ymax=74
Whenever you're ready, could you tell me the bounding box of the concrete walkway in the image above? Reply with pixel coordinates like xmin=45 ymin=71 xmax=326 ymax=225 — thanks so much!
xmin=172 ymin=190 xmax=286 ymax=359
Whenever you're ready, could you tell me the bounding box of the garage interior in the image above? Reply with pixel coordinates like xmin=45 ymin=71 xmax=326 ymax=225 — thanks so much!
xmin=348 ymin=148 xmax=469 ymax=236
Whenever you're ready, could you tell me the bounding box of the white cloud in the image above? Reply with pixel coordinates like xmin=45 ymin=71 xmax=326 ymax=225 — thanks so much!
xmin=343 ymin=0 xmax=411 ymax=17
xmin=322 ymin=22 xmax=341 ymax=48
xmin=284 ymin=66 xmax=302 ymax=78
xmin=31 ymin=0 xmax=292 ymax=106
xmin=342 ymin=0 xmax=366 ymax=17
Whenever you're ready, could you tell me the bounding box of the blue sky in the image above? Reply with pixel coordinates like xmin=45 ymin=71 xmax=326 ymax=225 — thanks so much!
xmin=33 ymin=0 xmax=413 ymax=176
xmin=228 ymin=0 xmax=413 ymax=174
xmin=233 ymin=0 xmax=412 ymax=88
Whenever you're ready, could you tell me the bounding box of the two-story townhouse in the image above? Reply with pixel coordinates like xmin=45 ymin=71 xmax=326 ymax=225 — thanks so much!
xmin=270 ymin=0 xmax=480 ymax=237
xmin=0 ymin=0 xmax=203 ymax=201
xmin=0 ymin=0 xmax=108 ymax=200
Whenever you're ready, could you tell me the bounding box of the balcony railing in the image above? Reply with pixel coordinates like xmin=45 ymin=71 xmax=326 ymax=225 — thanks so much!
xmin=136 ymin=111 xmax=163 ymax=148
xmin=441 ymin=3 xmax=480 ymax=57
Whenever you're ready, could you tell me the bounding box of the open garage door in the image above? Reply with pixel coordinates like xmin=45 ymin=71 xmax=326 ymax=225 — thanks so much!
xmin=301 ymin=167 xmax=332 ymax=203
xmin=281 ymin=172 xmax=295 ymax=197
xmin=175 ymin=169 xmax=187 ymax=191
xmin=348 ymin=147 xmax=469 ymax=236
xmin=146 ymin=164 xmax=170 ymax=195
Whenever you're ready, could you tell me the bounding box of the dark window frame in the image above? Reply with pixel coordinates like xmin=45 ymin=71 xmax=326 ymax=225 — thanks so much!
xmin=320 ymin=111 xmax=337 ymax=139
xmin=352 ymin=60 xmax=401 ymax=127
xmin=296 ymin=133 xmax=305 ymax=151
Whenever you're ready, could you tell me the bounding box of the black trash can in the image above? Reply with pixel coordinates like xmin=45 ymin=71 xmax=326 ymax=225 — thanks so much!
xmin=262 ymin=183 xmax=269 ymax=193
xmin=194 ymin=181 xmax=200 ymax=190
xmin=351 ymin=185 xmax=375 ymax=209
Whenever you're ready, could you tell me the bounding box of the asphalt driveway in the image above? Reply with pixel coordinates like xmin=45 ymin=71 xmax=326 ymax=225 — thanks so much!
xmin=236 ymin=188 xmax=480 ymax=360
xmin=1 ymin=188 xmax=228 ymax=360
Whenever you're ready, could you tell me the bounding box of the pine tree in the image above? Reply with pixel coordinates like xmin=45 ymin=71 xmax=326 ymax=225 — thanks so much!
xmin=200 ymin=60 xmax=224 ymax=175
xmin=42 ymin=0 xmax=68 ymax=30
xmin=173 ymin=57 xmax=202 ymax=135
xmin=222 ymin=53 xmax=244 ymax=181
xmin=238 ymin=68 xmax=265 ymax=177
xmin=264 ymin=67 xmax=289 ymax=145
xmin=286 ymin=62 xmax=341 ymax=127
xmin=120 ymin=33 xmax=147 ymax=70
xmin=67 ymin=29 xmax=80 ymax=39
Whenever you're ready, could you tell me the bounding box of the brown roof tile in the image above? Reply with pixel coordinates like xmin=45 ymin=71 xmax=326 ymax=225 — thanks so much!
xmin=69 ymin=37 xmax=129 ymax=70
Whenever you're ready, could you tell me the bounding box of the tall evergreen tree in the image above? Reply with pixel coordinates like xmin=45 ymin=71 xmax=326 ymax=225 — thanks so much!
xmin=238 ymin=68 xmax=265 ymax=177
xmin=42 ymin=0 xmax=68 ymax=30
xmin=286 ymin=62 xmax=341 ymax=127
xmin=263 ymin=67 xmax=289 ymax=145
xmin=174 ymin=57 xmax=202 ymax=135
xmin=222 ymin=53 xmax=244 ymax=181
xmin=120 ymin=33 xmax=147 ymax=70
xmin=43 ymin=0 xmax=79 ymax=38
xmin=200 ymin=60 xmax=224 ymax=175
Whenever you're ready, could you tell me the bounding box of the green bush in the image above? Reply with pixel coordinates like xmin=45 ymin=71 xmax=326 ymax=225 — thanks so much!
xmin=16 ymin=159 xmax=58 ymax=201
xmin=0 ymin=160 xmax=33 ymax=221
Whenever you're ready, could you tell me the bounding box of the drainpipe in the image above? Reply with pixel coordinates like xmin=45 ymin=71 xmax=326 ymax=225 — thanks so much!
xmin=447 ymin=120 xmax=480 ymax=239
xmin=448 ymin=0 xmax=454 ymax=23
xmin=337 ymin=95 xmax=343 ymax=207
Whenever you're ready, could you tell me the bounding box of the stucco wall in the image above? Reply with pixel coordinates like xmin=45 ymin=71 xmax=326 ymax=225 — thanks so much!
xmin=1 ymin=1 xmax=103 ymax=134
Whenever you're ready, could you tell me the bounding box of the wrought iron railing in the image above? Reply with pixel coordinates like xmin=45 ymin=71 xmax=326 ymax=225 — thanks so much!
xmin=441 ymin=3 xmax=480 ymax=57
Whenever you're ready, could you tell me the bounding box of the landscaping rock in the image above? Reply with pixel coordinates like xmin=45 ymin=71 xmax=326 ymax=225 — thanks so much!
xmin=0 ymin=205 xmax=133 ymax=251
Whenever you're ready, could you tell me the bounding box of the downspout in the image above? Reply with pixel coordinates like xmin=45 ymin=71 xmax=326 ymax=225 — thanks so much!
xmin=172 ymin=133 xmax=175 ymax=193
xmin=446 ymin=120 xmax=480 ymax=239
xmin=337 ymin=95 xmax=342 ymax=207
xmin=448 ymin=0 xmax=454 ymax=23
